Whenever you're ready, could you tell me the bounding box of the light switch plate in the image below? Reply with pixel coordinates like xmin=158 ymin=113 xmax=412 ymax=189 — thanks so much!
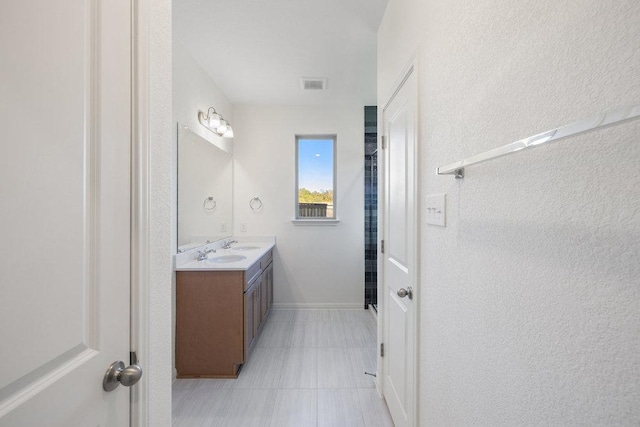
xmin=426 ymin=193 xmax=446 ymax=226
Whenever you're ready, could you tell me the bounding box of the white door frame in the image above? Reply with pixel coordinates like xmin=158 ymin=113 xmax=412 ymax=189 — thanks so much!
xmin=131 ymin=0 xmax=151 ymax=424
xmin=377 ymin=56 xmax=419 ymax=427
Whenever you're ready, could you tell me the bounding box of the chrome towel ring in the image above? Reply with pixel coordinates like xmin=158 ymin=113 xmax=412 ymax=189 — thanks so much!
xmin=203 ymin=197 xmax=217 ymax=211
xmin=249 ymin=196 xmax=263 ymax=211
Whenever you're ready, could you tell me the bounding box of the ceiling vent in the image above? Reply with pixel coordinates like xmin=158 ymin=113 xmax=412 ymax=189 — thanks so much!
xmin=301 ymin=77 xmax=328 ymax=91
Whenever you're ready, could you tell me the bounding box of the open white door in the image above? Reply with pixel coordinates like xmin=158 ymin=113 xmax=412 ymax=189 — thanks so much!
xmin=0 ymin=1 xmax=134 ymax=425
xmin=381 ymin=66 xmax=417 ymax=427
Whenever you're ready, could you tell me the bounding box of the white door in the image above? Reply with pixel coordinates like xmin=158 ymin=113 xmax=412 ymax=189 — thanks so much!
xmin=0 ymin=1 xmax=133 ymax=425
xmin=382 ymin=67 xmax=417 ymax=427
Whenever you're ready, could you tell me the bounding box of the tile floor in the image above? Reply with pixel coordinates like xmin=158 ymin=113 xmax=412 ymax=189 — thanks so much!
xmin=172 ymin=309 xmax=394 ymax=426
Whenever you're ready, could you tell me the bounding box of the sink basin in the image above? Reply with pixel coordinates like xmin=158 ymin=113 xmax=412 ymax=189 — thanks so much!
xmin=207 ymin=255 xmax=247 ymax=263
xmin=231 ymin=245 xmax=260 ymax=251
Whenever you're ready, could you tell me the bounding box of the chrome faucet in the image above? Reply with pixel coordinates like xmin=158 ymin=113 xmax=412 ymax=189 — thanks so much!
xmin=196 ymin=248 xmax=216 ymax=261
xmin=222 ymin=240 xmax=238 ymax=249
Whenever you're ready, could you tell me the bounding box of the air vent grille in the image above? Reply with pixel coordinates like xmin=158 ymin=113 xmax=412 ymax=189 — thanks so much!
xmin=301 ymin=78 xmax=327 ymax=91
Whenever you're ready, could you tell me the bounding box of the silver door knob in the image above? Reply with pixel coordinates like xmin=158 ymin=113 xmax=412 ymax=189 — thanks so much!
xmin=397 ymin=286 xmax=413 ymax=300
xmin=103 ymin=360 xmax=143 ymax=391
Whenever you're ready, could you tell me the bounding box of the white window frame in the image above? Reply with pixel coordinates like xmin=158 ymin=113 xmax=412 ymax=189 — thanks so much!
xmin=294 ymin=134 xmax=339 ymax=224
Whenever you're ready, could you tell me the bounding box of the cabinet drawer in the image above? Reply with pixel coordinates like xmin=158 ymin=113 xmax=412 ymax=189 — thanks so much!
xmin=245 ymin=261 xmax=261 ymax=290
xmin=260 ymin=250 xmax=273 ymax=269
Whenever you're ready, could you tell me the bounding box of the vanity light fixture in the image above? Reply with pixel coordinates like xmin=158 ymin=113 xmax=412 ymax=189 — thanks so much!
xmin=198 ymin=107 xmax=234 ymax=138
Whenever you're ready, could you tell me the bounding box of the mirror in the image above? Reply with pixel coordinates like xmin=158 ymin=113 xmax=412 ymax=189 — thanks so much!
xmin=177 ymin=124 xmax=233 ymax=252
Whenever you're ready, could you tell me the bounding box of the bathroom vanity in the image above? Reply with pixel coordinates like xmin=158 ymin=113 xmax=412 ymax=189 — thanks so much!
xmin=175 ymin=241 xmax=274 ymax=378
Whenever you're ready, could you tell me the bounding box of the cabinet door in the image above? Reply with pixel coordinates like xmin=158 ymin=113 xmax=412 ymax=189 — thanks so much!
xmin=244 ymin=283 xmax=256 ymax=357
xmin=266 ymin=262 xmax=274 ymax=310
xmin=260 ymin=269 xmax=269 ymax=321
xmin=253 ymin=282 xmax=261 ymax=340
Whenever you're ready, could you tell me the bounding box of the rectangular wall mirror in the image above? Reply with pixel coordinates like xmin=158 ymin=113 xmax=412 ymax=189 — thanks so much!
xmin=177 ymin=123 xmax=233 ymax=252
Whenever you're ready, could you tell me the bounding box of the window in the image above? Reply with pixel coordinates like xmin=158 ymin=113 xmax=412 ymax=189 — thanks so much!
xmin=295 ymin=135 xmax=336 ymax=219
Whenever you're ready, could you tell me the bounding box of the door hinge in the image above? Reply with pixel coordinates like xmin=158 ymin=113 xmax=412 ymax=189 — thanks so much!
xmin=381 ymin=240 xmax=384 ymax=254
xmin=381 ymin=136 xmax=386 ymax=149
xmin=380 ymin=343 xmax=384 ymax=357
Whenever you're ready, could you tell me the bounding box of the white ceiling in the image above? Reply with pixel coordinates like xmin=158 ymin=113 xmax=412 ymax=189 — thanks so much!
xmin=173 ymin=0 xmax=388 ymax=106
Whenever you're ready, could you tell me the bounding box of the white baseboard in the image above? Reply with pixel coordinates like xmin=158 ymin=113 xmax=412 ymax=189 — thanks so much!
xmin=272 ymin=302 xmax=364 ymax=310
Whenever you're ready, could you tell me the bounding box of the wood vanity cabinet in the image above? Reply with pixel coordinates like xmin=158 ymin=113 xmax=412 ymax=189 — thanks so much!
xmin=176 ymin=249 xmax=273 ymax=378
xmin=260 ymin=251 xmax=273 ymax=323
xmin=243 ymin=273 xmax=260 ymax=356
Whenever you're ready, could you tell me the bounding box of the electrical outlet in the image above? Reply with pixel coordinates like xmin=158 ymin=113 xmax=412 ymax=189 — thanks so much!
xmin=240 ymin=223 xmax=248 ymax=233
xmin=220 ymin=222 xmax=227 ymax=232
xmin=426 ymin=193 xmax=446 ymax=226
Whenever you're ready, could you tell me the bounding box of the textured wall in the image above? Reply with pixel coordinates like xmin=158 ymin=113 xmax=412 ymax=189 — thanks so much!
xmin=149 ymin=0 xmax=173 ymax=424
xmin=233 ymin=105 xmax=365 ymax=308
xmin=379 ymin=0 xmax=640 ymax=424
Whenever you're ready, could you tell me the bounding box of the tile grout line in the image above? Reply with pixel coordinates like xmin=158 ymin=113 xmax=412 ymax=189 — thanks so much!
xmin=173 ymin=309 xmax=384 ymax=426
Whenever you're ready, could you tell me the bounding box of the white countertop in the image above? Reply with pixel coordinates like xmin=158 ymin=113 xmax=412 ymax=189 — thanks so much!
xmin=174 ymin=236 xmax=275 ymax=271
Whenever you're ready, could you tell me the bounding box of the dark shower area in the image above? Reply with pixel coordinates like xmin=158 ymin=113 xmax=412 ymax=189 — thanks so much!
xmin=364 ymin=106 xmax=378 ymax=309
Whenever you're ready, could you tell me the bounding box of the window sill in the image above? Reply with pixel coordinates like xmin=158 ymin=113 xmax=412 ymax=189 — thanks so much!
xmin=291 ymin=219 xmax=340 ymax=226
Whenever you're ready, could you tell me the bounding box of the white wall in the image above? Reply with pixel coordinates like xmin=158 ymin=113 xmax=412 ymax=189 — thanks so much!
xmin=172 ymin=43 xmax=235 ymax=253
xmin=379 ymin=0 xmax=640 ymax=425
xmin=148 ymin=0 xmax=172 ymax=424
xmin=233 ymin=105 xmax=365 ymax=308
xmin=172 ymin=44 xmax=234 ymax=154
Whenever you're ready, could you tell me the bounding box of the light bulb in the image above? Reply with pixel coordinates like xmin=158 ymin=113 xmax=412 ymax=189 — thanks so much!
xmin=223 ymin=125 xmax=234 ymax=138
xmin=208 ymin=112 xmax=221 ymax=128
xmin=217 ymin=119 xmax=228 ymax=134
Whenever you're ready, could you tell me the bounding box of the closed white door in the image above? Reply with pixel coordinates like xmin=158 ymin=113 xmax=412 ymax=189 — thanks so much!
xmin=382 ymin=67 xmax=417 ymax=427
xmin=0 ymin=1 xmax=133 ymax=425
